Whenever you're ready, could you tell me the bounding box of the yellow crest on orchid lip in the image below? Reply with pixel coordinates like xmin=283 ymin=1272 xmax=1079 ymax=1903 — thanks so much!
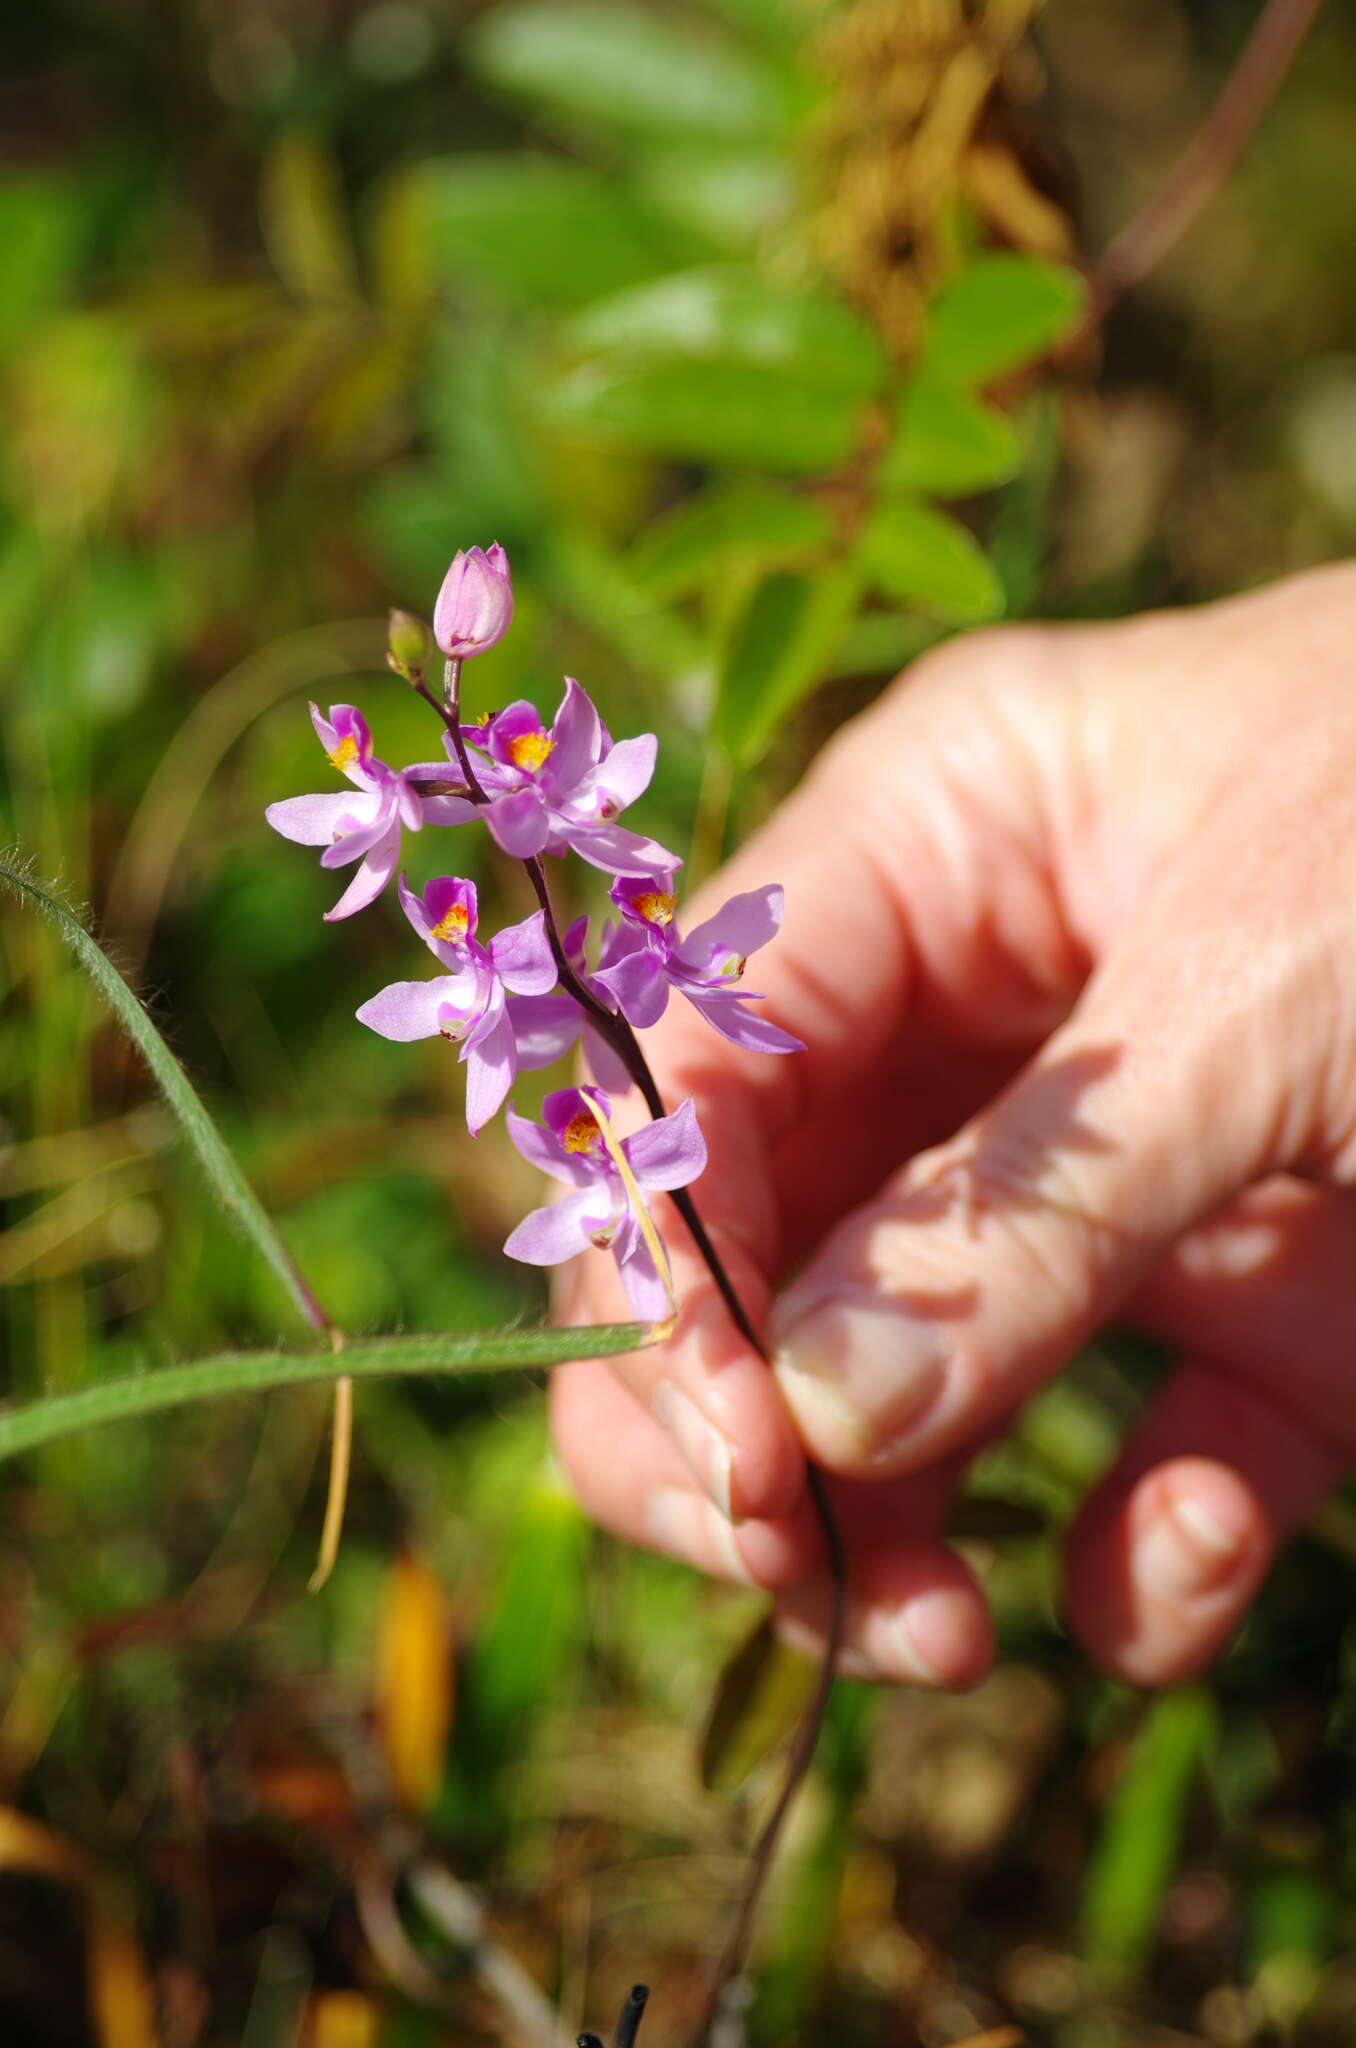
xmin=562 ymin=1109 xmax=603 ymax=1154
xmin=631 ymin=890 xmax=676 ymax=926
xmin=429 ymin=904 xmax=470 ymax=942
xmin=327 ymin=734 xmax=360 ymax=771
xmin=506 ymin=730 xmax=554 ymax=773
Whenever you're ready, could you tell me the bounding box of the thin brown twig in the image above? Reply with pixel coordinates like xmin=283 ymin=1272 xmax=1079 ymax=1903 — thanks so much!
xmin=1087 ymin=0 xmax=1328 ymax=319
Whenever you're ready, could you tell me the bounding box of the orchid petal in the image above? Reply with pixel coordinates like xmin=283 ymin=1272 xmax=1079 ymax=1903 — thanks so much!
xmin=504 ymin=1188 xmax=610 ymax=1267
xmin=490 ymin=910 xmax=558 ymax=995
xmin=506 ymin=1108 xmax=594 ymax=1186
xmin=615 ymin=1235 xmax=672 ymax=1320
xmin=508 ymin=993 xmax=584 ymax=1069
xmin=684 ymin=993 xmax=804 ymax=1054
xmin=323 ymin=817 xmax=400 ymax=919
xmin=420 ymin=792 xmax=482 ymax=828
xmin=676 ymin=885 xmax=784 ymax=973
xmin=584 ymin=1026 xmax=633 ymax=1094
xmin=464 ymin=1005 xmax=516 ymax=1134
xmin=265 ymin=792 xmax=368 ymax=847
xmin=563 ymin=820 xmax=682 ymax=876
xmin=592 ymin=944 xmax=669 ymax=1029
xmin=622 ymin=1097 xmax=707 ymax=1191
xmin=588 ymin=732 xmax=657 ymax=812
xmin=485 ymin=788 xmax=551 ymax=858
xmin=356 ymin=977 xmax=456 ymax=1042
xmin=549 ymin=676 xmax=603 ymax=787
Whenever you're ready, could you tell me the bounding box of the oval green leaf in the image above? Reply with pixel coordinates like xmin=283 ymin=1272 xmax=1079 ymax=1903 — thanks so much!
xmin=565 ymin=267 xmax=888 ymax=398
xmin=548 ymin=359 xmax=862 ymax=474
xmin=630 ymin=480 xmax=832 ymax=600
xmin=466 ymin=0 xmax=789 ymax=141
xmin=433 ymin=157 xmax=699 ymax=310
xmin=858 ymin=500 xmax=1004 ymax=622
xmin=714 ymin=564 xmax=860 ymax=763
xmin=923 ymin=253 xmax=1087 ymax=386
xmin=881 ymin=371 xmax=1021 ymax=495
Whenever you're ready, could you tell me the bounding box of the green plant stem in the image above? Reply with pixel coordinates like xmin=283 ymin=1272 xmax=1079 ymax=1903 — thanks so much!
xmin=0 ymin=1325 xmax=652 ymax=1467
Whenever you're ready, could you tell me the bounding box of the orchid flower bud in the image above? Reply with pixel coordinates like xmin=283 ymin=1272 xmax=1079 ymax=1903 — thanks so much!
xmin=433 ymin=543 xmax=514 ymax=659
xmin=386 ymin=608 xmax=431 ymax=681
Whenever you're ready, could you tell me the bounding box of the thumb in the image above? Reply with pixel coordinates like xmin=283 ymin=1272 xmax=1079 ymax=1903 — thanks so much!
xmin=768 ymin=933 xmax=1314 ymax=1477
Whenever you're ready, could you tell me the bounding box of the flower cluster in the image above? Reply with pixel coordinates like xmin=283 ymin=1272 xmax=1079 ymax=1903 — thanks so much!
xmin=266 ymin=543 xmax=802 ymax=1314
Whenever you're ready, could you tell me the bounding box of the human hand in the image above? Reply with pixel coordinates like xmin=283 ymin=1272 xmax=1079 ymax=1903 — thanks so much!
xmin=550 ymin=562 xmax=1356 ymax=1688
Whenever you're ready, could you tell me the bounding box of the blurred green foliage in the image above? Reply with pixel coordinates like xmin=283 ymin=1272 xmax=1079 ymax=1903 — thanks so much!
xmin=2 ymin=1 xmax=1356 ymax=2044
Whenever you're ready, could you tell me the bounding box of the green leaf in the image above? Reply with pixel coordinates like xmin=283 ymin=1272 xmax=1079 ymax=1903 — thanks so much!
xmin=432 ymin=157 xmax=698 ymax=310
xmin=0 ymin=1327 xmax=654 ymax=1468
xmin=630 ymin=480 xmax=832 ymax=600
xmin=1081 ymin=1689 xmax=1218 ymax=1984
xmin=923 ymin=253 xmax=1087 ymax=386
xmin=881 ymin=371 xmax=1020 ymax=495
xmin=858 ymin=501 xmax=1004 ymax=622
xmin=465 ymin=1 xmax=788 ymax=141
xmin=0 ymin=851 xmax=327 ymax=1335
xmin=714 ymin=564 xmax=861 ymax=763
xmin=564 ymin=267 xmax=887 ymax=398
xmin=700 ymin=1615 xmax=818 ymax=1795
xmin=548 ymin=359 xmax=861 ymax=474
xmin=631 ymin=145 xmax=792 ymax=252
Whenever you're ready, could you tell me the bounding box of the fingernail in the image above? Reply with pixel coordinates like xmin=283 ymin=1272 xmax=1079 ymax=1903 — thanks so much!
xmin=647 ymin=1486 xmax=751 ymax=1585
xmin=772 ymin=1293 xmax=945 ymax=1465
xmin=1135 ymin=1493 xmax=1244 ymax=1603
xmin=652 ymin=1381 xmax=735 ymax=1521
xmin=883 ymin=1606 xmax=947 ymax=1686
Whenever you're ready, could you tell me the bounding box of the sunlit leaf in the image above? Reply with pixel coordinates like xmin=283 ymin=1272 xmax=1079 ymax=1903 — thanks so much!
xmin=376 ymin=1553 xmax=454 ymax=1812
xmin=881 ymin=371 xmax=1021 ymax=495
xmin=466 ymin=0 xmax=788 ymax=141
xmin=858 ymin=500 xmax=1004 ymax=622
xmin=565 ymin=266 xmax=887 ymax=397
xmin=261 ymin=133 xmax=359 ymax=304
xmin=714 ymin=563 xmax=861 ymax=763
xmin=700 ymin=1614 xmax=818 ymax=1794
xmin=923 ymin=254 xmax=1087 ymax=385
xmin=1081 ymin=1688 xmax=1218 ymax=1983
xmin=631 ymin=144 xmax=792 ymax=251
xmin=630 ymin=480 xmax=832 ymax=600
xmin=548 ymin=360 xmax=862 ymax=473
xmin=432 ymin=156 xmax=700 ymax=308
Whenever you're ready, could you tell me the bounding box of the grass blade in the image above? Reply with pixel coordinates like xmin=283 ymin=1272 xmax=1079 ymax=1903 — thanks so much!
xmin=0 ymin=1324 xmax=653 ymax=1466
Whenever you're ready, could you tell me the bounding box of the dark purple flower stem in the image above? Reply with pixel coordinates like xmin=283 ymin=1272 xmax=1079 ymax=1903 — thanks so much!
xmin=615 ymin=1985 xmax=650 ymax=2048
xmin=407 ymin=678 xmax=846 ymax=2039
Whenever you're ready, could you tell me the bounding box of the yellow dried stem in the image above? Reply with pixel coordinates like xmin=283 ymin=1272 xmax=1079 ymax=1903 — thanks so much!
xmin=587 ymin=1093 xmax=677 ymax=1339
xmin=309 ymin=1337 xmax=353 ymax=1593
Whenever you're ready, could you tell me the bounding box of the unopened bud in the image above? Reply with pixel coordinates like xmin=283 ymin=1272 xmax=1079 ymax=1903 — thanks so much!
xmin=433 ymin=542 xmax=514 ymax=659
xmin=386 ymin=608 xmax=431 ymax=681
